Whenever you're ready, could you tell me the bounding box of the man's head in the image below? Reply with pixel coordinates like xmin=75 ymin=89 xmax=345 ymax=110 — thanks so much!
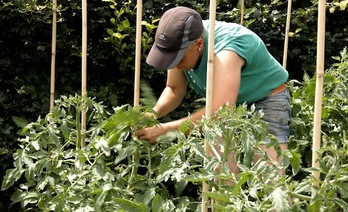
xmin=146 ymin=7 xmax=203 ymax=70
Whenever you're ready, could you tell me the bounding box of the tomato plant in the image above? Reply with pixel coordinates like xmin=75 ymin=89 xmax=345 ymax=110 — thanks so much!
xmin=2 ymin=50 xmax=348 ymax=211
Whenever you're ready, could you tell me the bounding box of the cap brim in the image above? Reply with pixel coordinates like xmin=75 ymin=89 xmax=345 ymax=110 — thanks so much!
xmin=146 ymin=44 xmax=188 ymax=70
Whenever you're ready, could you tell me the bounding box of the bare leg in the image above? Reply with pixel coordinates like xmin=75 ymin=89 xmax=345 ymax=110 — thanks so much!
xmin=212 ymin=139 xmax=240 ymax=175
xmin=253 ymin=143 xmax=288 ymax=174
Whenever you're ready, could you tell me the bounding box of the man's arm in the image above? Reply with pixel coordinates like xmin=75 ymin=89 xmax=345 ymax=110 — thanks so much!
xmin=161 ymin=50 xmax=245 ymax=131
xmin=153 ymin=68 xmax=188 ymax=118
xmin=137 ymin=50 xmax=245 ymax=143
xmin=211 ymin=50 xmax=244 ymax=109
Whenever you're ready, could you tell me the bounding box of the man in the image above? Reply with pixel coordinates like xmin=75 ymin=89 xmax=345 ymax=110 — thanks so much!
xmin=136 ymin=6 xmax=290 ymax=170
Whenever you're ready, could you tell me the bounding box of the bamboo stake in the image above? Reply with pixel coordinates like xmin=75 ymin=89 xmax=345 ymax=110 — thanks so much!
xmin=81 ymin=0 xmax=87 ymax=148
xmin=134 ymin=0 xmax=142 ymax=107
xmin=129 ymin=0 xmax=143 ymax=191
xmin=312 ymin=0 xmax=326 ymax=192
xmin=282 ymin=0 xmax=292 ymax=69
xmin=240 ymin=0 xmax=244 ymax=25
xmin=50 ymin=0 xmax=57 ymax=111
xmin=202 ymin=1 xmax=216 ymax=211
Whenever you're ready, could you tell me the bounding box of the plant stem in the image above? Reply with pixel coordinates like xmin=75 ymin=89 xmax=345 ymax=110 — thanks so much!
xmin=147 ymin=148 xmax=152 ymax=179
xmin=66 ymin=153 xmax=104 ymax=193
xmin=220 ymin=133 xmax=232 ymax=186
xmin=76 ymin=110 xmax=81 ymax=150
xmin=288 ymin=191 xmax=311 ymax=201
xmin=128 ymin=149 xmax=140 ymax=189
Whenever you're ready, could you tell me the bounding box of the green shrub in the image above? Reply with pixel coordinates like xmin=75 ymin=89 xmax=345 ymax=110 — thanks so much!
xmin=288 ymin=48 xmax=348 ymax=211
xmin=1 ymin=0 xmax=348 ymax=210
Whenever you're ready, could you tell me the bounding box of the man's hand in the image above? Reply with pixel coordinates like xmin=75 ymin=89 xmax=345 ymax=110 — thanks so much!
xmin=135 ymin=123 xmax=168 ymax=144
xmin=144 ymin=112 xmax=158 ymax=120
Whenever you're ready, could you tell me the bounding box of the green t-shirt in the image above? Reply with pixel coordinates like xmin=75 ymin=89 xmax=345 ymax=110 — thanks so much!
xmin=184 ymin=20 xmax=289 ymax=105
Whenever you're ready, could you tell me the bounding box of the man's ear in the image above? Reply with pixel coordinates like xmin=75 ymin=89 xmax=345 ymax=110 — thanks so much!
xmin=196 ymin=37 xmax=204 ymax=49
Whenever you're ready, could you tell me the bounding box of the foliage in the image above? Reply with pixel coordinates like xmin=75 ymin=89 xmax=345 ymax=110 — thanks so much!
xmin=2 ymin=49 xmax=348 ymax=210
xmin=1 ymin=0 xmax=348 ymax=210
xmin=0 ymin=93 xmax=287 ymax=211
xmin=289 ymin=48 xmax=348 ymax=165
xmin=288 ymin=48 xmax=348 ymax=211
xmin=2 ymin=49 xmax=348 ymax=211
xmin=181 ymin=105 xmax=294 ymax=211
xmin=1 ymin=95 xmax=156 ymax=211
xmin=328 ymin=0 xmax=348 ymax=13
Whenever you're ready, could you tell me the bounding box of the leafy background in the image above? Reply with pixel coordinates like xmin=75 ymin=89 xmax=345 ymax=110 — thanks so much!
xmin=0 ymin=0 xmax=347 ymax=211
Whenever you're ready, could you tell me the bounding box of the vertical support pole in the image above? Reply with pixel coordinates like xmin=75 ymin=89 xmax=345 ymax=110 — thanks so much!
xmin=50 ymin=0 xmax=57 ymax=111
xmin=312 ymin=0 xmax=326 ymax=192
xmin=134 ymin=0 xmax=142 ymax=107
xmin=202 ymin=1 xmax=216 ymax=211
xmin=282 ymin=0 xmax=292 ymax=69
xmin=240 ymin=0 xmax=244 ymax=25
xmin=128 ymin=0 xmax=143 ymax=190
xmin=81 ymin=0 xmax=87 ymax=148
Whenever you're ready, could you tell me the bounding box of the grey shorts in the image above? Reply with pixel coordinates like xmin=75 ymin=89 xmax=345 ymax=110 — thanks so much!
xmin=253 ymin=89 xmax=291 ymax=143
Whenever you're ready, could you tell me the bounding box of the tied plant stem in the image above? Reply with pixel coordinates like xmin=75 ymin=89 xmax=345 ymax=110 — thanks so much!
xmin=128 ymin=149 xmax=140 ymax=189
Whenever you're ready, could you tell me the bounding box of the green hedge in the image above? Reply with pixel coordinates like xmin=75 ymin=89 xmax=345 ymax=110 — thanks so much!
xmin=0 ymin=0 xmax=347 ymax=210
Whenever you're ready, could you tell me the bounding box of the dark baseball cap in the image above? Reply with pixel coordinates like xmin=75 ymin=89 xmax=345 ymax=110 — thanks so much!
xmin=146 ymin=7 xmax=203 ymax=70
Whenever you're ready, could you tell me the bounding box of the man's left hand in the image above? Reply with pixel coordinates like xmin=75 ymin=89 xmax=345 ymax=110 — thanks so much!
xmin=135 ymin=123 xmax=168 ymax=144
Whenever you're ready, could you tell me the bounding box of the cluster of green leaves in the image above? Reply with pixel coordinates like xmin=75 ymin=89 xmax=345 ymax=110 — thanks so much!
xmin=2 ymin=49 xmax=348 ymax=211
xmin=288 ymin=48 xmax=348 ymax=211
xmin=0 ymin=2 xmax=130 ymax=207
xmin=328 ymin=0 xmax=348 ymax=13
xmin=1 ymin=92 xmax=202 ymax=211
xmin=178 ymin=105 xmax=295 ymax=211
xmin=0 ymin=93 xmax=288 ymax=211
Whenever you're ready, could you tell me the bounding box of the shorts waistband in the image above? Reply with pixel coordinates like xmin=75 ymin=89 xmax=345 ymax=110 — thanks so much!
xmin=268 ymin=83 xmax=287 ymax=97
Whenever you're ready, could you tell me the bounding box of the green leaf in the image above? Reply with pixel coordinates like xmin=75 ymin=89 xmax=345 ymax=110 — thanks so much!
xmin=337 ymin=183 xmax=348 ymax=198
xmin=142 ymin=187 xmax=156 ymax=205
xmin=60 ymin=120 xmax=70 ymax=141
xmin=243 ymin=134 xmax=254 ymax=167
xmin=95 ymin=183 xmax=112 ymax=210
xmin=22 ymin=191 xmax=39 ymax=207
xmin=161 ymin=199 xmax=175 ymax=211
xmin=95 ymin=137 xmax=111 ymax=156
xmin=175 ymin=180 xmax=187 ymax=197
xmin=151 ymin=194 xmax=164 ymax=212
xmin=203 ymin=191 xmax=230 ymax=203
xmin=190 ymin=140 xmax=208 ymax=161
xmin=183 ymin=172 xmax=215 ymax=182
xmin=31 ymin=140 xmax=40 ymax=150
xmin=114 ymin=145 xmax=136 ymax=165
xmin=0 ymin=147 xmax=8 ymax=155
xmin=10 ymin=188 xmax=25 ymax=203
xmin=48 ymin=127 xmax=60 ymax=145
xmin=333 ymin=197 xmax=348 ymax=211
xmin=232 ymin=172 xmax=253 ymax=195
xmin=122 ymin=19 xmax=130 ymax=28
xmin=1 ymin=168 xmax=25 ymax=190
xmin=269 ymin=187 xmax=290 ymax=212
xmin=66 ymin=194 xmax=84 ymax=204
xmin=158 ymin=146 xmax=179 ymax=175
xmin=94 ymin=162 xmax=108 ymax=180
xmin=140 ymin=81 xmax=157 ymax=108
xmin=176 ymin=196 xmax=191 ymax=211
xmin=290 ymin=149 xmax=302 ymax=175
xmin=114 ymin=198 xmax=149 ymax=212
xmin=37 ymin=176 xmax=48 ymax=191
xmin=156 ymin=131 xmax=177 ymax=143
xmin=12 ymin=116 xmax=28 ymax=128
